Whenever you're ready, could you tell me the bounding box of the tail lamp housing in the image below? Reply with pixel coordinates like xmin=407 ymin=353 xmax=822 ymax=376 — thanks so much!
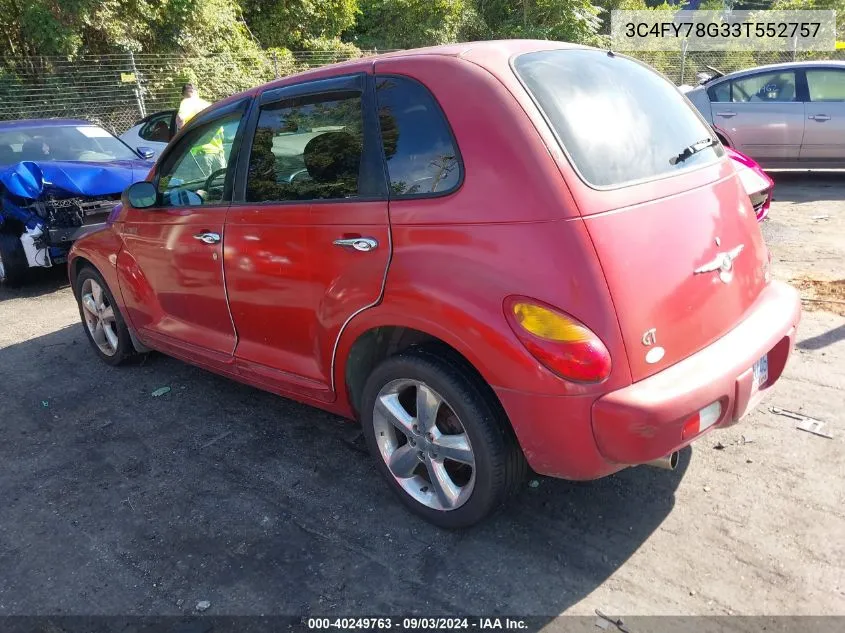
xmin=504 ymin=297 xmax=611 ymax=383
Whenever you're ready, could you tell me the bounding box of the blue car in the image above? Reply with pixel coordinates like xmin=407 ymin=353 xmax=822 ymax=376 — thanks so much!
xmin=0 ymin=119 xmax=154 ymax=285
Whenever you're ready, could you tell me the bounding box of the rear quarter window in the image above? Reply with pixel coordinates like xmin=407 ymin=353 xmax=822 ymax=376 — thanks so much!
xmin=375 ymin=76 xmax=461 ymax=197
xmin=708 ymin=82 xmax=731 ymax=103
xmin=513 ymin=49 xmax=723 ymax=189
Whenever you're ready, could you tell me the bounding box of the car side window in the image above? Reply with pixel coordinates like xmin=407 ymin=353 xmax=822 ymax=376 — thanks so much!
xmin=140 ymin=112 xmax=174 ymax=143
xmin=708 ymin=82 xmax=730 ymax=103
xmin=375 ymin=76 xmax=461 ymax=196
xmin=156 ymin=114 xmax=242 ymax=207
xmin=245 ymin=92 xmax=364 ymax=202
xmin=731 ymin=71 xmax=797 ymax=103
xmin=806 ymin=69 xmax=845 ymax=102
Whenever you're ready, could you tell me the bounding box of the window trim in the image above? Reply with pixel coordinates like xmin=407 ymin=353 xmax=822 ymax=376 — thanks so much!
xmin=151 ymin=98 xmax=251 ymax=209
xmin=510 ymin=49 xmax=723 ymax=192
xmin=233 ymin=72 xmax=389 ymax=205
xmin=373 ymin=73 xmax=465 ymax=201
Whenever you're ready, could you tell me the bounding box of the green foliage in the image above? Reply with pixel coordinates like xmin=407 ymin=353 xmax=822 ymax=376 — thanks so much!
xmin=300 ymin=37 xmax=363 ymax=59
xmin=352 ymin=0 xmax=472 ymax=49
xmin=468 ymin=0 xmax=602 ymax=44
xmin=238 ymin=0 xmax=359 ymax=49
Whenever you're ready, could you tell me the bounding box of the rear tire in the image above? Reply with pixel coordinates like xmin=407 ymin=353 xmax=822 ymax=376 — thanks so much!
xmin=0 ymin=232 xmax=29 ymax=287
xmin=73 ymin=266 xmax=134 ymax=366
xmin=360 ymin=347 xmax=526 ymax=529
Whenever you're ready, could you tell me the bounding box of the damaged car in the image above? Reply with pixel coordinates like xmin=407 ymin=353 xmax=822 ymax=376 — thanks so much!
xmin=0 ymin=119 xmax=154 ymax=285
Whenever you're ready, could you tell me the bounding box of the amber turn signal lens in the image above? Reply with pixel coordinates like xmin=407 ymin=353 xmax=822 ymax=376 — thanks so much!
xmin=511 ymin=302 xmax=594 ymax=343
xmin=505 ymin=297 xmax=612 ymax=383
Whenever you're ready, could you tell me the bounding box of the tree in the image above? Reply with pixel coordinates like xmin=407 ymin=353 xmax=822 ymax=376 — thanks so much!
xmin=466 ymin=0 xmax=603 ymax=44
xmin=352 ymin=0 xmax=472 ymax=49
xmin=238 ymin=0 xmax=359 ymax=49
xmin=0 ymin=0 xmax=260 ymax=59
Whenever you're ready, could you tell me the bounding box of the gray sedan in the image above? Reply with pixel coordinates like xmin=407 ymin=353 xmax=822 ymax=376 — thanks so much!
xmin=683 ymin=61 xmax=845 ymax=168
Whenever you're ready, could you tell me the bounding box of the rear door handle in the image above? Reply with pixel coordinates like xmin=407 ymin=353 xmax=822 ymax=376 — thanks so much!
xmin=809 ymin=114 xmax=831 ymax=121
xmin=333 ymin=237 xmax=378 ymax=252
xmin=194 ymin=231 xmax=221 ymax=244
xmin=715 ymin=111 xmax=737 ymax=118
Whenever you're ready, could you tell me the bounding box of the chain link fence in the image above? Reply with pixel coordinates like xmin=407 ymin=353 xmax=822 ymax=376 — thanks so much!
xmin=0 ymin=49 xmax=396 ymax=135
xmin=2 ymin=47 xmax=844 ymax=136
xmin=633 ymin=49 xmax=845 ymax=85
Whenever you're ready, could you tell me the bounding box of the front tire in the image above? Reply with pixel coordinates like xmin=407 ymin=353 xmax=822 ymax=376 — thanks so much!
xmin=0 ymin=232 xmax=29 ymax=287
xmin=360 ymin=348 xmax=526 ymax=529
xmin=73 ymin=266 xmax=134 ymax=365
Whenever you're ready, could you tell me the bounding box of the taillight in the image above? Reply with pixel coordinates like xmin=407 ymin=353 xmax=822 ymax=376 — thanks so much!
xmin=504 ymin=297 xmax=611 ymax=383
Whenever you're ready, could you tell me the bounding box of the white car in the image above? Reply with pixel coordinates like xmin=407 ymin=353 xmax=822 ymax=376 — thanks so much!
xmin=119 ymin=110 xmax=176 ymax=159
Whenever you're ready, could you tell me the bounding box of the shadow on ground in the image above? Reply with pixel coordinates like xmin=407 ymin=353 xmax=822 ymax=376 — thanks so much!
xmin=798 ymin=323 xmax=845 ymax=351
xmin=0 ymin=324 xmax=689 ymax=619
xmin=0 ymin=264 xmax=69 ymax=301
xmin=770 ymin=172 xmax=845 ymax=204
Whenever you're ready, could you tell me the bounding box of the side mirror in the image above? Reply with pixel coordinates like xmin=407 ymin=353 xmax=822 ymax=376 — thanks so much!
xmin=123 ymin=181 xmax=158 ymax=209
xmin=136 ymin=146 xmax=156 ymax=160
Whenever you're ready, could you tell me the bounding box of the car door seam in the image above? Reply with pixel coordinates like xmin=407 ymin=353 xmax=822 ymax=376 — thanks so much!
xmin=328 ymin=218 xmax=393 ymax=394
xmin=221 ymin=212 xmax=239 ymax=356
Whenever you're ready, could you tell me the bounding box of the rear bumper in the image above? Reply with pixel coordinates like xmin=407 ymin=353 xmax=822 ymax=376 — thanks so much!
xmin=496 ymin=280 xmax=801 ymax=479
xmin=593 ymin=279 xmax=800 ymax=465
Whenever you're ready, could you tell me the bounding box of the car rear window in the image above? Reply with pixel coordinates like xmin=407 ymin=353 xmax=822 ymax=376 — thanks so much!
xmin=513 ymin=49 xmax=723 ymax=188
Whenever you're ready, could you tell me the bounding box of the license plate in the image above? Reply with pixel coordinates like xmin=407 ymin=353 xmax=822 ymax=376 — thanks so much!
xmin=752 ymin=355 xmax=769 ymax=391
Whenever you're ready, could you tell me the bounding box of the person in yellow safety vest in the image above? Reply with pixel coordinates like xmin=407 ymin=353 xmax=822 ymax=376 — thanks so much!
xmin=176 ymin=83 xmax=211 ymax=131
xmin=190 ymin=124 xmax=227 ymax=180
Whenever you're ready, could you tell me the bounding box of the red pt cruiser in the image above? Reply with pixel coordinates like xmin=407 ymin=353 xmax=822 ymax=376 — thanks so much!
xmin=69 ymin=41 xmax=801 ymax=528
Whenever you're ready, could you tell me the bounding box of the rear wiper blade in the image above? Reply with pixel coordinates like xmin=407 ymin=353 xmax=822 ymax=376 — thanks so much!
xmin=670 ymin=137 xmax=718 ymax=165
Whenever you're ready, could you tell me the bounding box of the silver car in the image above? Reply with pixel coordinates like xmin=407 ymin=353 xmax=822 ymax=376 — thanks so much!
xmin=683 ymin=61 xmax=845 ymax=168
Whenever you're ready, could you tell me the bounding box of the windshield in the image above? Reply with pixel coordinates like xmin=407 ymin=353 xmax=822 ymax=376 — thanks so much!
xmin=0 ymin=124 xmax=138 ymax=166
xmin=513 ymin=49 xmax=723 ymax=188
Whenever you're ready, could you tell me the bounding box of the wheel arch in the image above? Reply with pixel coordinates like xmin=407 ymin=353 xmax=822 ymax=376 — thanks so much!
xmin=69 ymin=255 xmax=95 ymax=285
xmin=713 ymin=124 xmax=732 ymax=147
xmin=338 ymin=319 xmax=504 ymax=422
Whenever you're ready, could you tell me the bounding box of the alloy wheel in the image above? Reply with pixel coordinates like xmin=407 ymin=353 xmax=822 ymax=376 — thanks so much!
xmin=372 ymin=379 xmax=476 ymax=511
xmin=80 ymin=278 xmax=119 ymax=356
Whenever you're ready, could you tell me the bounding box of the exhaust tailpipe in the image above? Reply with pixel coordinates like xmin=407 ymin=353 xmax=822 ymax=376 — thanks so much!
xmin=644 ymin=451 xmax=679 ymax=471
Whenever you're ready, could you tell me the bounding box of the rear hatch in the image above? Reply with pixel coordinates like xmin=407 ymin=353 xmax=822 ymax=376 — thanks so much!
xmin=514 ymin=49 xmax=769 ymax=382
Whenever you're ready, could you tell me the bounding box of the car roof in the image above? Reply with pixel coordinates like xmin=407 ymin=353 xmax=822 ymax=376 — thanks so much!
xmin=204 ymin=39 xmax=589 ymax=114
xmin=0 ymin=118 xmax=99 ymax=129
xmin=715 ymin=60 xmax=845 ymax=82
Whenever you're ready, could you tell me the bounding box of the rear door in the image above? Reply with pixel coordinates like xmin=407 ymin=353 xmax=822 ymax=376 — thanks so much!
xmin=709 ymin=69 xmax=804 ymax=162
xmin=800 ymin=67 xmax=845 ymax=161
xmin=225 ymin=74 xmax=390 ymax=398
xmin=514 ymin=49 xmax=769 ymax=382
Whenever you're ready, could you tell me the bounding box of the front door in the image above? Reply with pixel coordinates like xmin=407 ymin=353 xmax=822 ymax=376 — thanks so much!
xmin=225 ymin=74 xmax=390 ymax=399
xmin=118 ymin=106 xmax=247 ymax=359
xmin=801 ymin=67 xmax=845 ymax=162
xmin=711 ymin=69 xmax=804 ymax=162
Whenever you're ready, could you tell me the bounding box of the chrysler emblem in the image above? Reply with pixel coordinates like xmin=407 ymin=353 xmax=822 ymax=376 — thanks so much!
xmin=694 ymin=244 xmax=744 ymax=283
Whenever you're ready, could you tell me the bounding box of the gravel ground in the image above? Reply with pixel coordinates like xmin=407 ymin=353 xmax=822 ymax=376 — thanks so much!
xmin=0 ymin=174 xmax=843 ymax=619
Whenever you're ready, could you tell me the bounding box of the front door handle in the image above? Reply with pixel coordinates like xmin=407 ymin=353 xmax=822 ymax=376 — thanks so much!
xmin=809 ymin=114 xmax=831 ymax=122
xmin=194 ymin=231 xmax=221 ymax=244
xmin=333 ymin=237 xmax=378 ymax=252
xmin=715 ymin=111 xmax=737 ymax=118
